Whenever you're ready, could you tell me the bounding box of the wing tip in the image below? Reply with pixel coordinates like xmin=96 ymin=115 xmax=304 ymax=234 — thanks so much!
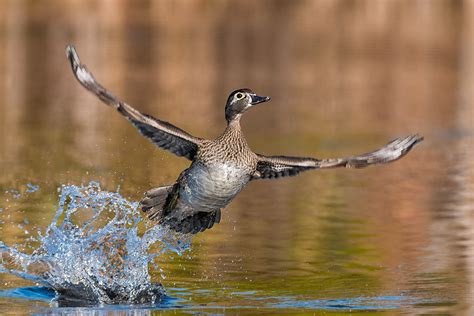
xmin=65 ymin=45 xmax=98 ymax=88
xmin=387 ymin=133 xmax=424 ymax=162
xmin=65 ymin=45 xmax=80 ymax=69
xmin=413 ymin=133 xmax=424 ymax=144
xmin=345 ymin=133 xmax=424 ymax=168
xmin=404 ymin=133 xmax=424 ymax=151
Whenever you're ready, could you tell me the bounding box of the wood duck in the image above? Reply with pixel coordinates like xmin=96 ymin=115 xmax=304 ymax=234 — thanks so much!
xmin=66 ymin=46 xmax=423 ymax=235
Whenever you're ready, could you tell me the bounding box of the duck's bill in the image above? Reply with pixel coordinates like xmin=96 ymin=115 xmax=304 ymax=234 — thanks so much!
xmin=250 ymin=94 xmax=271 ymax=105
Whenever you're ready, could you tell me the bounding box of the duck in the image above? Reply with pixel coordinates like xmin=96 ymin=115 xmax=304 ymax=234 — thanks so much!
xmin=66 ymin=45 xmax=423 ymax=235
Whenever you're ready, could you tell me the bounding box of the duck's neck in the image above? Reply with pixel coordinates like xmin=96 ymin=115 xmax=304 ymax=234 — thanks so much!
xmin=219 ymin=118 xmax=245 ymax=142
xmin=226 ymin=118 xmax=241 ymax=131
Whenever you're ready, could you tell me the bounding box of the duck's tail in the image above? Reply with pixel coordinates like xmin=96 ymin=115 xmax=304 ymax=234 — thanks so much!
xmin=140 ymin=185 xmax=174 ymax=221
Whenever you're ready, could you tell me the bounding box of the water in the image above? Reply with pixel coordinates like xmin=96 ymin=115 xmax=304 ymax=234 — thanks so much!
xmin=0 ymin=182 xmax=439 ymax=313
xmin=0 ymin=173 xmax=469 ymax=314
xmin=0 ymin=182 xmax=192 ymax=305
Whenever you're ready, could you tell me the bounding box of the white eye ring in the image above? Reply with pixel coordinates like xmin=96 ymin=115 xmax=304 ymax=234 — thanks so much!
xmin=235 ymin=93 xmax=245 ymax=100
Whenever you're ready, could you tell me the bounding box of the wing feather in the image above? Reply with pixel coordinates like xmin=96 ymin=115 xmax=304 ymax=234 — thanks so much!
xmin=253 ymin=134 xmax=423 ymax=179
xmin=66 ymin=45 xmax=202 ymax=160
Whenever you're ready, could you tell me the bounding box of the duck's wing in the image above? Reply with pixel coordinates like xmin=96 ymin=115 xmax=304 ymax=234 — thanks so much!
xmin=252 ymin=134 xmax=423 ymax=179
xmin=66 ymin=45 xmax=203 ymax=160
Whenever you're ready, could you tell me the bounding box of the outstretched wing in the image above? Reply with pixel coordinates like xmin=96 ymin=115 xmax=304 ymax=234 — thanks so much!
xmin=253 ymin=134 xmax=423 ymax=179
xmin=66 ymin=45 xmax=202 ymax=160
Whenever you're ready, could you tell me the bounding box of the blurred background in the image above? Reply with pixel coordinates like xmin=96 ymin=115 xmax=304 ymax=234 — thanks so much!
xmin=0 ymin=0 xmax=473 ymax=314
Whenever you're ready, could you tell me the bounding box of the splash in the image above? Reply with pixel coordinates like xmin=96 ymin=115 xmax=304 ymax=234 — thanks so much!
xmin=0 ymin=182 xmax=192 ymax=305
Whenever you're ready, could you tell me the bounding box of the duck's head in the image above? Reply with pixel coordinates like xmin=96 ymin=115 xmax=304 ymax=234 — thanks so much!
xmin=225 ymin=88 xmax=270 ymax=123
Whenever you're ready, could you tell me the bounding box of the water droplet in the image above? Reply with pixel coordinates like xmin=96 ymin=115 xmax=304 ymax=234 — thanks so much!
xmin=0 ymin=181 xmax=193 ymax=304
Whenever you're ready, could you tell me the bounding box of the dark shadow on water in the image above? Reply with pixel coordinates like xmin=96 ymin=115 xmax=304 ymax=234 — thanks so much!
xmin=0 ymin=286 xmax=175 ymax=308
xmin=53 ymin=282 xmax=166 ymax=307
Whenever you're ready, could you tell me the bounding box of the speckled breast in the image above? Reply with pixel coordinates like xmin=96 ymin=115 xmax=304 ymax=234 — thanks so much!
xmin=178 ymin=161 xmax=252 ymax=212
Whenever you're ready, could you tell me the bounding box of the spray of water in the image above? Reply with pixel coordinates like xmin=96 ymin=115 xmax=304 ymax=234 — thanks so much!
xmin=0 ymin=182 xmax=192 ymax=305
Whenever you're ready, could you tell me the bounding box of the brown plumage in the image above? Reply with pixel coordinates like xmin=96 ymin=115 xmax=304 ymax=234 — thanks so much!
xmin=66 ymin=45 xmax=423 ymax=235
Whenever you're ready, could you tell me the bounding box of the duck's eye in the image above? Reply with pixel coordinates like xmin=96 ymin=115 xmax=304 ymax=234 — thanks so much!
xmin=235 ymin=93 xmax=245 ymax=100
